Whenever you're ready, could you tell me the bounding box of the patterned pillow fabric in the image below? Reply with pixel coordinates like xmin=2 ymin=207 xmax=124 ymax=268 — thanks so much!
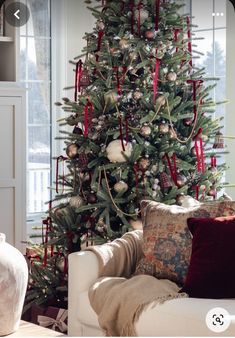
xmin=135 ymin=200 xmax=235 ymax=285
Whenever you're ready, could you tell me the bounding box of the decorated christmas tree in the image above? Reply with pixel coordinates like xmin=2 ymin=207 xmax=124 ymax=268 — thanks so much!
xmin=24 ymin=0 xmax=226 ymax=312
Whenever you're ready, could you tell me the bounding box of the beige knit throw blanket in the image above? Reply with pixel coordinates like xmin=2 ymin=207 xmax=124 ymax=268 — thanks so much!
xmin=86 ymin=231 xmax=188 ymax=336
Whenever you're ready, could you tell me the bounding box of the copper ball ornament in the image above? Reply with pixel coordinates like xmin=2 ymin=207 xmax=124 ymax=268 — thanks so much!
xmin=114 ymin=181 xmax=128 ymax=193
xmin=176 ymin=174 xmax=187 ymax=188
xmin=145 ymin=30 xmax=155 ymax=39
xmin=66 ymin=143 xmax=79 ymax=159
xmin=140 ymin=125 xmax=151 ymax=137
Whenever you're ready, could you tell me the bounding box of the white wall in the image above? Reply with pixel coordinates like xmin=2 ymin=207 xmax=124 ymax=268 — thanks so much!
xmin=225 ymin=0 xmax=235 ymax=199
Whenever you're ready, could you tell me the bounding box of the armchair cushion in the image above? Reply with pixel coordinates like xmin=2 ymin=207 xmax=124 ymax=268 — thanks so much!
xmin=136 ymin=200 xmax=235 ymax=285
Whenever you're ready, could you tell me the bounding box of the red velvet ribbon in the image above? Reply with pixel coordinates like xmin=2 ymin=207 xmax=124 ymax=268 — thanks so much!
xmin=174 ymin=28 xmax=180 ymax=53
xmin=56 ymin=156 xmax=67 ymax=194
xmin=187 ymin=16 xmax=193 ymax=68
xmin=74 ymin=60 xmax=83 ymax=101
xmin=192 ymin=185 xmax=200 ymax=200
xmin=163 ymin=154 xmax=177 ymax=185
xmin=211 ymin=156 xmax=217 ymax=168
xmin=43 ymin=217 xmax=51 ymax=267
xmin=94 ymin=30 xmax=104 ymax=74
xmin=125 ymin=116 xmax=129 ymax=145
xmin=48 ymin=201 xmax=54 ymax=257
xmin=137 ymin=2 xmax=143 ymax=37
xmin=118 ymin=115 xmax=126 ymax=151
xmin=187 ymin=79 xmax=203 ymax=121
xmin=155 ymin=0 xmax=160 ymax=31
xmin=113 ymin=66 xmax=127 ymax=96
xmin=84 ymin=99 xmax=93 ymax=138
xmin=153 ymin=57 xmax=161 ymax=103
xmin=193 ymin=128 xmax=205 ymax=173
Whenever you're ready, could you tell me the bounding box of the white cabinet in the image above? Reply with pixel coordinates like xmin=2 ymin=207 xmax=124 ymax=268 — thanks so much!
xmin=0 ymin=86 xmax=26 ymax=252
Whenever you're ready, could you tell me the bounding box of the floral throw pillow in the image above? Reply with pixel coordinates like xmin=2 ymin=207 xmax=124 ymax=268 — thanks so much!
xmin=135 ymin=200 xmax=235 ymax=285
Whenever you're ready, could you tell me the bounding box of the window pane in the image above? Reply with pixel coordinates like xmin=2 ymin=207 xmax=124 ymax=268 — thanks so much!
xmin=215 ymin=0 xmax=226 ymax=28
xmin=27 ymin=82 xmax=51 ymax=125
xmin=215 ymin=29 xmax=226 ymax=77
xmin=27 ymin=0 xmax=51 ymax=37
xmin=192 ymin=0 xmax=213 ymax=30
xmin=20 ymin=37 xmax=27 ymax=81
xmin=28 ymin=126 xmax=50 ymax=164
xmin=27 ymin=37 xmax=51 ymax=82
xmin=193 ymin=30 xmax=213 ymax=76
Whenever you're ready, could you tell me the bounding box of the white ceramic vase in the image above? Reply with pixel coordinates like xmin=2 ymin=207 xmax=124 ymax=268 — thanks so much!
xmin=0 ymin=233 xmax=28 ymax=336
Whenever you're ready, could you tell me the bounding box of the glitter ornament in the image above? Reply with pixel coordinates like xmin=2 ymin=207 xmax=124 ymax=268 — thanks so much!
xmin=69 ymin=196 xmax=84 ymax=209
xmin=106 ymin=140 xmax=132 ymax=163
xmin=167 ymin=71 xmax=177 ymax=82
xmin=145 ymin=30 xmax=155 ymax=39
xmin=140 ymin=125 xmax=151 ymax=137
xmin=114 ymin=181 xmax=128 ymax=193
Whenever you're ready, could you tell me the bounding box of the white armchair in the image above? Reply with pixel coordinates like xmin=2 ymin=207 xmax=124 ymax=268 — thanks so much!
xmin=68 ymin=231 xmax=235 ymax=337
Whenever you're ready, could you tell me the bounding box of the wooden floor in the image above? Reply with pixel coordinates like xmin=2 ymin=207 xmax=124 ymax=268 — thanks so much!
xmin=7 ymin=320 xmax=66 ymax=336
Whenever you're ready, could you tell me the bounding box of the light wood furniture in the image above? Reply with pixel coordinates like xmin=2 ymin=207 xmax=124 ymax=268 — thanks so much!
xmin=9 ymin=320 xmax=66 ymax=337
xmin=0 ymin=85 xmax=26 ymax=252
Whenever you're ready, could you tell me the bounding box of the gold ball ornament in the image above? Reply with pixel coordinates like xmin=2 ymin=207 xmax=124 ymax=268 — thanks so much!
xmin=114 ymin=181 xmax=128 ymax=193
xmin=119 ymin=38 xmax=129 ymax=50
xmin=140 ymin=125 xmax=151 ymax=137
xmin=66 ymin=143 xmax=79 ymax=159
xmin=133 ymin=89 xmax=143 ymax=100
xmin=156 ymin=95 xmax=166 ymax=106
xmin=138 ymin=157 xmax=150 ymax=170
xmin=167 ymin=71 xmax=177 ymax=82
xmin=69 ymin=196 xmax=84 ymax=209
xmin=134 ymin=8 xmax=149 ymax=24
xmin=159 ymin=122 xmax=169 ymax=134
xmin=106 ymin=140 xmax=133 ymax=163
xmin=104 ymin=90 xmax=119 ymax=105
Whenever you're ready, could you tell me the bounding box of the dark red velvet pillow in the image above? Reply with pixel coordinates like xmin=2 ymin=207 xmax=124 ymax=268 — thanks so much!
xmin=181 ymin=216 xmax=235 ymax=299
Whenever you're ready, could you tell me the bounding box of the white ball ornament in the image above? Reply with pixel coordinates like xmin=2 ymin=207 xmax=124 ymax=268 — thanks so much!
xmin=114 ymin=181 xmax=128 ymax=193
xmin=106 ymin=140 xmax=132 ymax=163
xmin=69 ymin=196 xmax=84 ymax=209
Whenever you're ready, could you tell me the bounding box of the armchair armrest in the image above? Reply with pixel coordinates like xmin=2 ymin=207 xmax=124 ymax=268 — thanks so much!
xmin=68 ymin=251 xmax=99 ymax=336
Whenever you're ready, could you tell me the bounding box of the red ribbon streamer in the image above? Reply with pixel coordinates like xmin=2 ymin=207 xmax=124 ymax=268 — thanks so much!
xmin=174 ymin=28 xmax=180 ymax=53
xmin=56 ymin=156 xmax=67 ymax=194
xmin=43 ymin=217 xmax=51 ymax=267
xmin=193 ymin=185 xmax=200 ymax=200
xmin=163 ymin=154 xmax=177 ymax=185
xmin=211 ymin=156 xmax=217 ymax=168
xmin=130 ymin=0 xmax=135 ymax=34
xmin=125 ymin=116 xmax=129 ymax=145
xmin=96 ymin=30 xmax=104 ymax=63
xmin=84 ymin=99 xmax=93 ymax=138
xmin=113 ymin=66 xmax=127 ymax=96
xmin=74 ymin=60 xmax=83 ymax=101
xmin=137 ymin=2 xmax=143 ymax=37
xmin=118 ymin=115 xmax=126 ymax=152
xmin=187 ymin=79 xmax=203 ymax=121
xmin=153 ymin=57 xmax=161 ymax=103
xmin=193 ymin=128 xmax=205 ymax=173
xmin=187 ymin=16 xmax=193 ymax=68
xmin=155 ymin=0 xmax=160 ymax=31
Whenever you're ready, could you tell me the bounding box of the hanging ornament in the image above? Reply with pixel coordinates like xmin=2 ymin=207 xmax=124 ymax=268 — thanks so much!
xmin=140 ymin=125 xmax=151 ymax=137
xmin=83 ymin=99 xmax=93 ymax=138
xmin=193 ymin=128 xmax=205 ymax=173
xmin=114 ymin=181 xmax=128 ymax=193
xmin=74 ymin=60 xmax=83 ymax=101
xmin=96 ymin=20 xmax=105 ymax=30
xmin=176 ymin=174 xmax=187 ymax=188
xmin=69 ymin=196 xmax=84 ymax=209
xmin=156 ymin=95 xmax=166 ymax=106
xmin=187 ymin=79 xmax=203 ymax=122
xmin=138 ymin=157 xmax=150 ymax=171
xmin=104 ymin=90 xmax=119 ymax=105
xmin=106 ymin=140 xmax=132 ymax=163
xmin=80 ymin=68 xmax=90 ymax=89
xmin=66 ymin=143 xmax=79 ymax=159
xmin=213 ymin=131 xmax=224 ymax=149
xmin=134 ymin=8 xmax=149 ymax=24
xmin=159 ymin=122 xmax=169 ymax=134
xmin=210 ymin=155 xmax=217 ymax=175
xmin=160 ymin=172 xmax=173 ymax=190
xmin=167 ymin=71 xmax=177 ymax=82
xmin=145 ymin=30 xmax=155 ymax=39
xmin=119 ymin=38 xmax=129 ymax=50
xmin=133 ymin=89 xmax=143 ymax=100
xmin=87 ymin=192 xmax=97 ymax=204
